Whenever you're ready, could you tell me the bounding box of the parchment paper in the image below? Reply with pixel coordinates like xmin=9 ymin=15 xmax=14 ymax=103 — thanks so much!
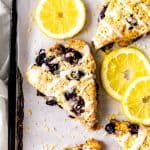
xmin=17 ymin=0 xmax=150 ymax=149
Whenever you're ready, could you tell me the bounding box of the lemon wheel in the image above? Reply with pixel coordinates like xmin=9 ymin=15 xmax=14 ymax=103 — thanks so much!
xmin=123 ymin=76 xmax=150 ymax=125
xmin=101 ymin=47 xmax=150 ymax=101
xmin=35 ymin=0 xmax=86 ymax=39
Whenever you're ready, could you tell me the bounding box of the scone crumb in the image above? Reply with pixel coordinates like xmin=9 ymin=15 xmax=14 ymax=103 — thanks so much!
xmin=103 ymin=132 xmax=108 ymax=137
xmin=43 ymin=125 xmax=50 ymax=133
xmin=24 ymin=127 xmax=30 ymax=134
xmin=26 ymin=108 xmax=32 ymax=116
xmin=34 ymin=50 xmax=38 ymax=56
xmin=95 ymin=3 xmax=100 ymax=10
xmin=66 ymin=39 xmax=86 ymax=49
xmin=73 ymin=125 xmax=78 ymax=129
xmin=106 ymin=113 xmax=119 ymax=121
xmin=49 ymin=144 xmax=56 ymax=150
xmin=27 ymin=26 xmax=32 ymax=32
xmin=111 ymin=119 xmax=129 ymax=136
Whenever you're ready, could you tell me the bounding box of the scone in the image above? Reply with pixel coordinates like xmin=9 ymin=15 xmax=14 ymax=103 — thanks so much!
xmin=93 ymin=0 xmax=150 ymax=50
xmin=26 ymin=39 xmax=98 ymax=129
xmin=64 ymin=138 xmax=102 ymax=150
xmin=105 ymin=119 xmax=150 ymax=150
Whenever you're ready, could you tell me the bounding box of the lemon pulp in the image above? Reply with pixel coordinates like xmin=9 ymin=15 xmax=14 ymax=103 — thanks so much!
xmin=123 ymin=76 xmax=150 ymax=125
xmin=35 ymin=0 xmax=86 ymax=39
xmin=101 ymin=47 xmax=150 ymax=101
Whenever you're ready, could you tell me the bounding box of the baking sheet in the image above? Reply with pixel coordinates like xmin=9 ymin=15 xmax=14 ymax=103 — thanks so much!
xmin=17 ymin=0 xmax=150 ymax=149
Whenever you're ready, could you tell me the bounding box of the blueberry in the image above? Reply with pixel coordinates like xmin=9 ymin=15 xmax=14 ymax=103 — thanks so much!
xmin=44 ymin=56 xmax=55 ymax=64
xmin=126 ymin=14 xmax=138 ymax=30
xmin=98 ymin=5 xmax=108 ymax=22
xmin=58 ymin=105 xmax=63 ymax=109
xmin=46 ymin=63 xmax=59 ymax=74
xmin=64 ymin=89 xmax=77 ymax=101
xmin=70 ymin=70 xmax=85 ymax=80
xmin=39 ymin=49 xmax=45 ymax=55
xmin=105 ymin=122 xmax=116 ymax=134
xmin=46 ymin=97 xmax=57 ymax=106
xmin=69 ymin=115 xmax=75 ymax=119
xmin=59 ymin=44 xmax=66 ymax=54
xmin=64 ymin=48 xmax=82 ymax=64
xmin=129 ymin=26 xmax=133 ymax=30
xmin=128 ymin=124 xmax=139 ymax=135
xmin=72 ymin=96 xmax=85 ymax=116
xmin=37 ymin=90 xmax=45 ymax=97
xmin=35 ymin=53 xmax=46 ymax=66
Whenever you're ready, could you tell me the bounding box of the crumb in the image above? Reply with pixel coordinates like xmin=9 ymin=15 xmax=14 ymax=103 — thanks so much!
xmin=49 ymin=144 xmax=56 ymax=150
xmin=24 ymin=127 xmax=30 ymax=134
xmin=97 ymin=123 xmax=103 ymax=130
xmin=106 ymin=114 xmax=110 ymax=120
xmin=96 ymin=3 xmax=99 ymax=8
xmin=48 ymin=127 xmax=57 ymax=132
xmin=43 ymin=125 xmax=50 ymax=133
xmin=73 ymin=126 xmax=78 ymax=129
xmin=34 ymin=50 xmax=38 ymax=56
xmin=27 ymin=108 xmax=32 ymax=116
xmin=71 ymin=135 xmax=75 ymax=139
xmin=106 ymin=113 xmax=119 ymax=120
xmin=31 ymin=15 xmax=34 ymax=22
xmin=27 ymin=26 xmax=32 ymax=32
xmin=93 ymin=12 xmax=96 ymax=16
xmin=35 ymin=122 xmax=38 ymax=126
xmin=103 ymin=132 xmax=108 ymax=137
xmin=64 ymin=118 xmax=68 ymax=122
xmin=109 ymin=113 xmax=119 ymax=120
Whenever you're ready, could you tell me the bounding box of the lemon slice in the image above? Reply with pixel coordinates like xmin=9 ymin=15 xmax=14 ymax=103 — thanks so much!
xmin=101 ymin=47 xmax=150 ymax=101
xmin=123 ymin=76 xmax=150 ymax=125
xmin=35 ymin=0 xmax=86 ymax=39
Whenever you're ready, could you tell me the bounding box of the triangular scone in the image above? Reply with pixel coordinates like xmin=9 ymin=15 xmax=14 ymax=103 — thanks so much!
xmin=26 ymin=39 xmax=98 ymax=129
xmin=64 ymin=138 xmax=102 ymax=150
xmin=93 ymin=0 xmax=150 ymax=50
xmin=105 ymin=119 xmax=150 ymax=150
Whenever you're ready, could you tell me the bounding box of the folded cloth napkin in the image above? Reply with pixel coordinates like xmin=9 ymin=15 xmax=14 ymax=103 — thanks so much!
xmin=0 ymin=0 xmax=11 ymax=149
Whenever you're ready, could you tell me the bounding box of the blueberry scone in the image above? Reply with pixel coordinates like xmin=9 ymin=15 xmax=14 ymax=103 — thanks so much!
xmin=93 ymin=0 xmax=150 ymax=50
xmin=64 ymin=138 xmax=102 ymax=150
xmin=105 ymin=119 xmax=150 ymax=150
xmin=26 ymin=39 xmax=98 ymax=129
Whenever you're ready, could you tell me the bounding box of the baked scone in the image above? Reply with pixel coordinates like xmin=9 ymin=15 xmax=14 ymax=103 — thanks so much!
xmin=64 ymin=138 xmax=102 ymax=150
xmin=105 ymin=119 xmax=150 ymax=150
xmin=93 ymin=0 xmax=150 ymax=50
xmin=26 ymin=39 xmax=98 ymax=129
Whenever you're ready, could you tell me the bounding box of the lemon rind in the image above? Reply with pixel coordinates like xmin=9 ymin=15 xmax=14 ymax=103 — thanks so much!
xmin=101 ymin=47 xmax=150 ymax=102
xmin=35 ymin=0 xmax=86 ymax=39
xmin=123 ymin=76 xmax=150 ymax=125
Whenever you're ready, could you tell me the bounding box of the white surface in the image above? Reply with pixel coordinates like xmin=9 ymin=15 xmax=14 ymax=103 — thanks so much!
xmin=17 ymin=0 xmax=150 ymax=150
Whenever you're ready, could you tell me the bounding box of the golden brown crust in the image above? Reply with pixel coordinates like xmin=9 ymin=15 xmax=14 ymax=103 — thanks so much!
xmin=93 ymin=0 xmax=150 ymax=50
xmin=111 ymin=119 xmax=130 ymax=136
xmin=64 ymin=138 xmax=102 ymax=150
xmin=26 ymin=39 xmax=98 ymax=129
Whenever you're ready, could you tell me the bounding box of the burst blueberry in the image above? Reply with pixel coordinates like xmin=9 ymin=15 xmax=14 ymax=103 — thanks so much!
xmin=98 ymin=5 xmax=108 ymax=22
xmin=72 ymin=96 xmax=85 ymax=116
xmin=64 ymin=48 xmax=82 ymax=64
xmin=128 ymin=124 xmax=139 ymax=135
xmin=47 ymin=63 xmax=59 ymax=74
xmin=64 ymin=89 xmax=77 ymax=101
xmin=105 ymin=122 xmax=116 ymax=134
xmin=70 ymin=70 xmax=85 ymax=80
xmin=35 ymin=53 xmax=46 ymax=66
